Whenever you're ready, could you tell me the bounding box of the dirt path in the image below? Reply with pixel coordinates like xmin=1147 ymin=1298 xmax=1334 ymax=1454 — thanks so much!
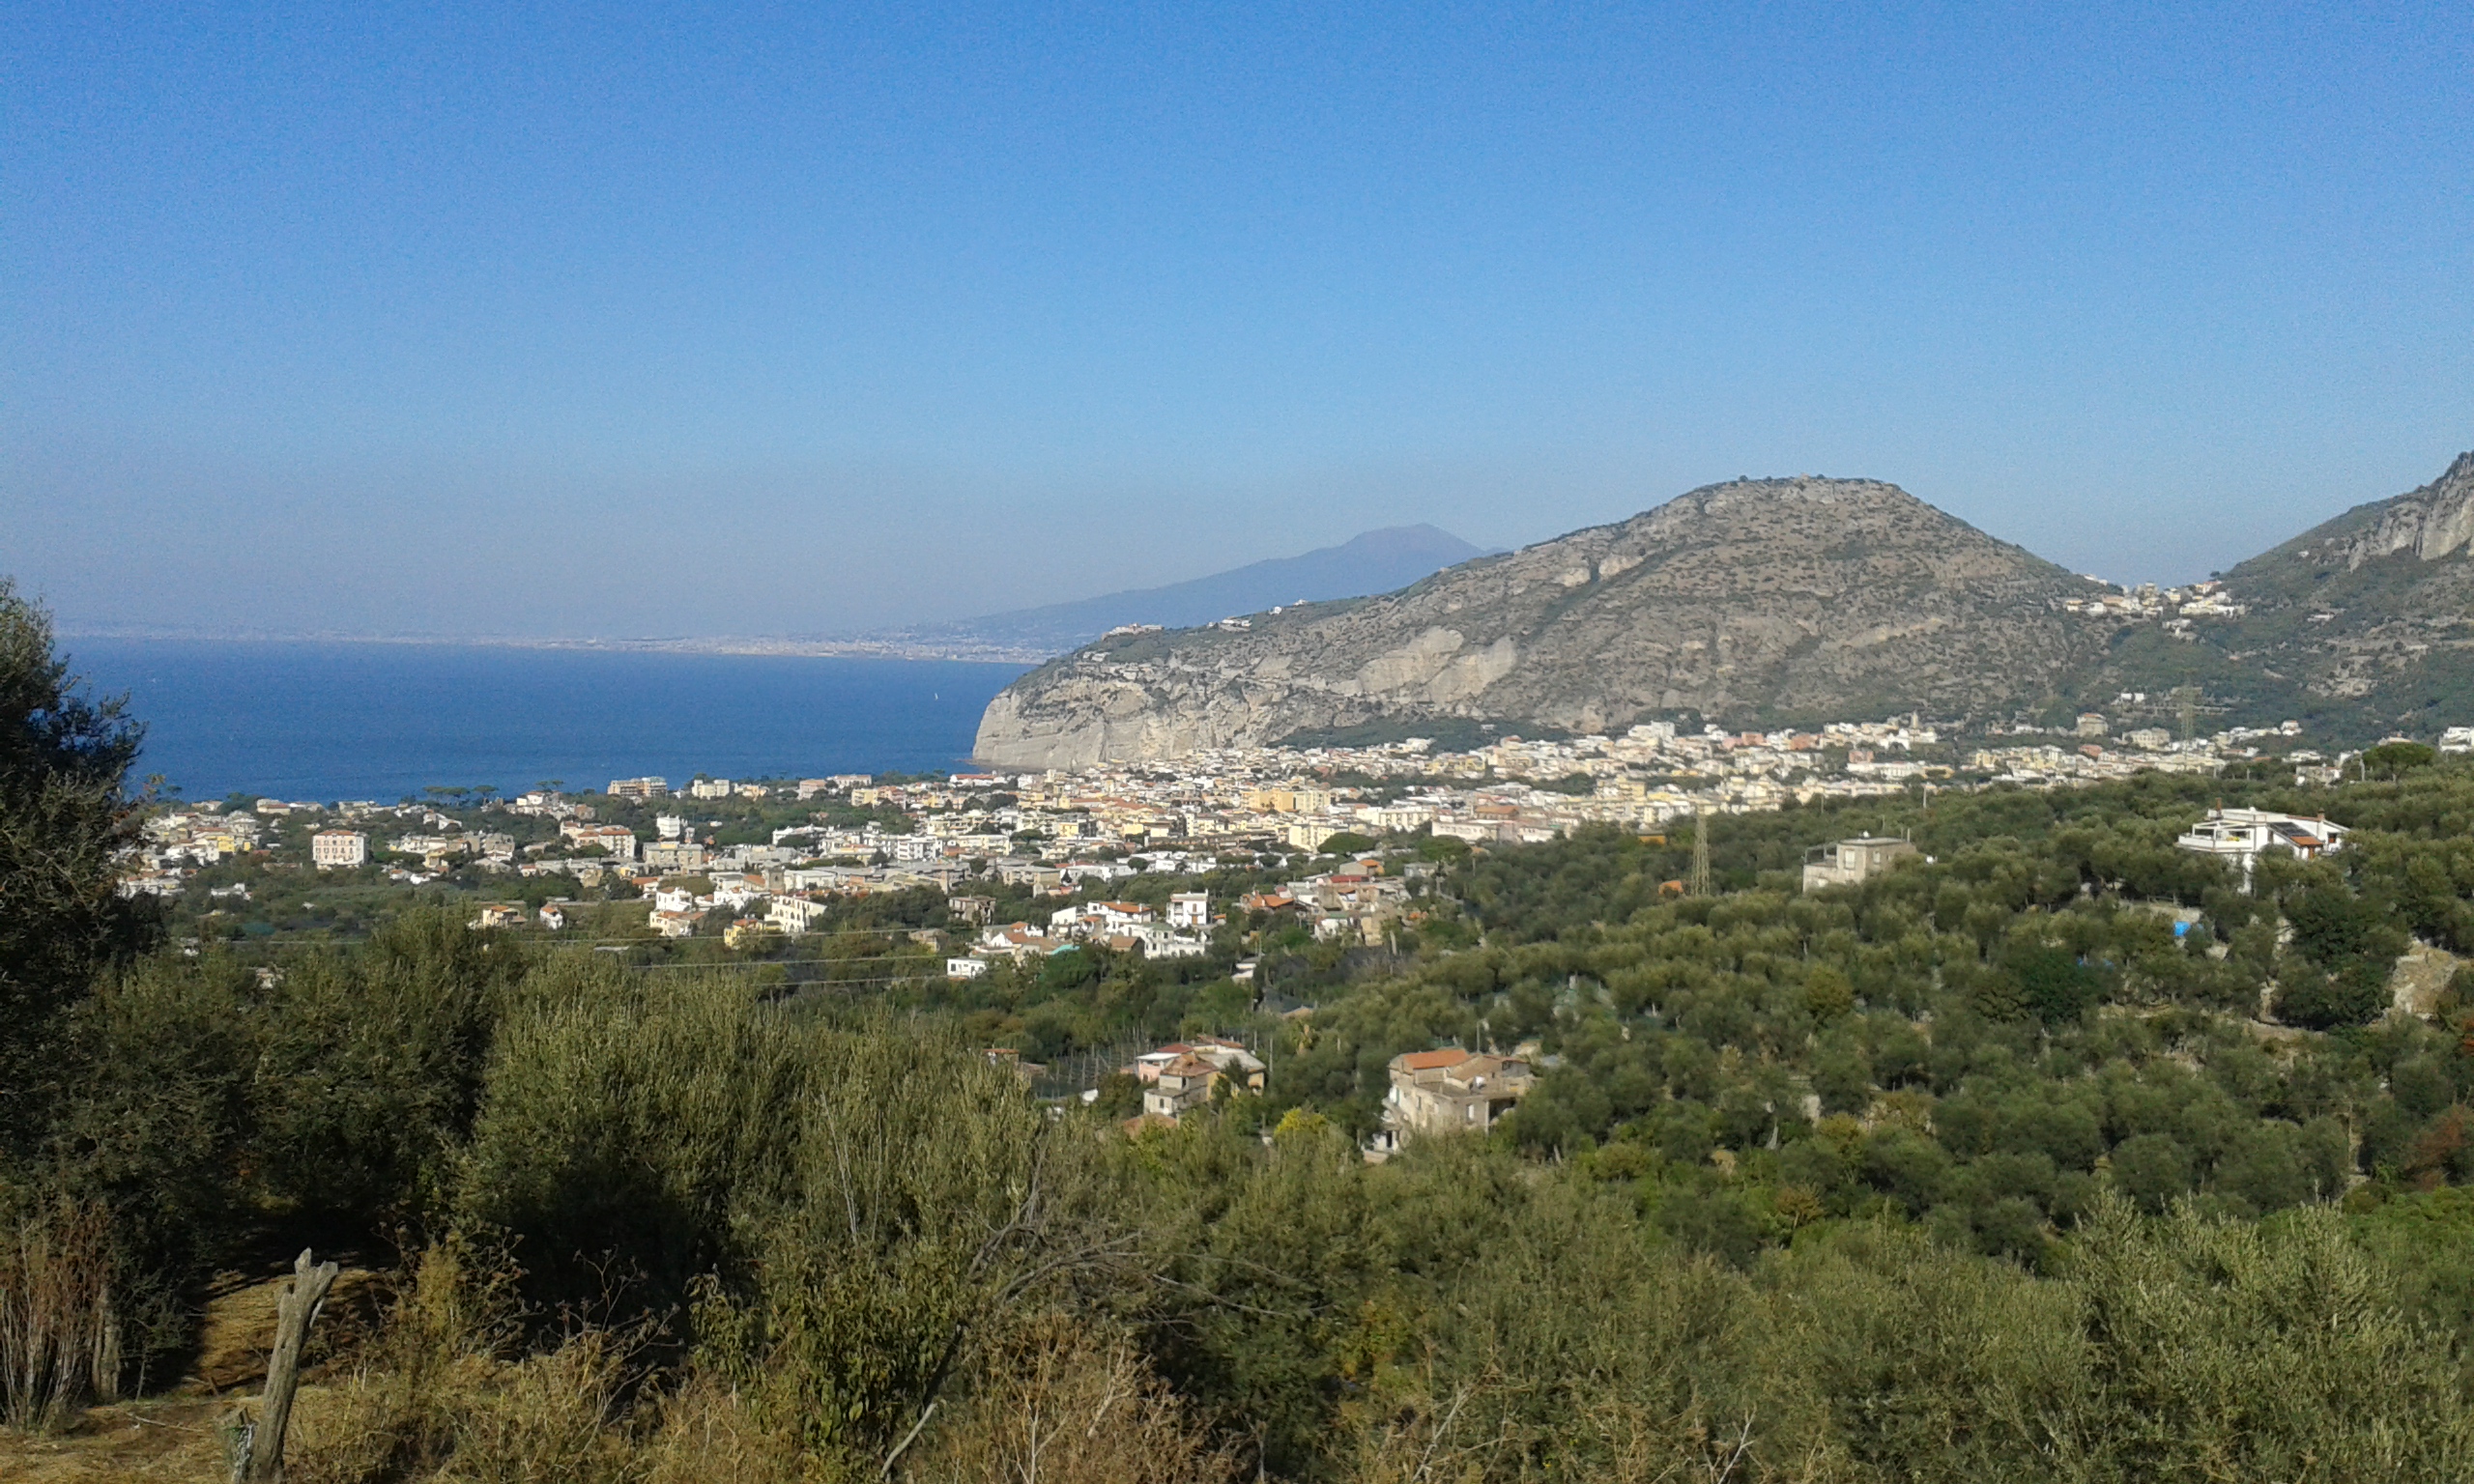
xmin=0 ymin=1259 xmax=379 ymax=1483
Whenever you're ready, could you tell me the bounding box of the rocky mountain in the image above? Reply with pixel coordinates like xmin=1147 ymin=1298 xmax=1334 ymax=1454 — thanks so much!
xmin=974 ymin=476 xmax=2116 ymax=767
xmin=860 ymin=526 xmax=1483 ymax=661
xmin=2114 ymin=451 xmax=2474 ymax=734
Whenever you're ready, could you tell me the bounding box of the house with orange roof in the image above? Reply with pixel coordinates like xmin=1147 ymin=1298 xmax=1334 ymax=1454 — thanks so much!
xmin=1125 ymin=1037 xmax=1268 ymax=1124
xmin=1382 ymin=1047 xmax=1535 ymax=1140
xmin=1142 ymin=1051 xmax=1222 ymax=1121
xmin=975 ymin=922 xmax=1071 ymax=963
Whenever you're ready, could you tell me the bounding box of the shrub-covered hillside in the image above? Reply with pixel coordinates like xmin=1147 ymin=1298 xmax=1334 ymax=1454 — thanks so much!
xmin=1260 ymin=770 xmax=2474 ymax=1274
xmin=14 ymin=578 xmax=2474 ymax=1482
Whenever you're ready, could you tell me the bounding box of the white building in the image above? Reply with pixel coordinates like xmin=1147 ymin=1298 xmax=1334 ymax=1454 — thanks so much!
xmin=1049 ymin=899 xmax=1155 ymax=938
xmin=1167 ymin=891 xmax=1210 ymax=929
xmin=642 ymin=842 xmax=709 ymax=871
xmin=1090 ymin=900 xmax=1154 ymax=931
xmin=310 ymin=829 xmax=367 ymax=870
xmin=1362 ymin=803 xmax=1435 ymax=833
xmin=567 ymin=824 xmax=638 ymax=861
xmin=1285 ymin=818 xmax=1347 ymax=850
xmin=706 ymin=878 xmax=765 ymax=912
xmin=945 ymin=957 xmax=990 ymax=980
xmin=689 ymin=778 xmax=734 ymax=799
xmin=2173 ymin=808 xmax=2348 ymax=887
xmin=1143 ymin=933 xmax=1209 ymax=960
xmin=767 ymin=894 xmax=831 ymax=935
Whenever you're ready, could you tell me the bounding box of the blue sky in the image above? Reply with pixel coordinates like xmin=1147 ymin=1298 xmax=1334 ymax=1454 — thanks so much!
xmin=6 ymin=2 xmax=2469 ymax=637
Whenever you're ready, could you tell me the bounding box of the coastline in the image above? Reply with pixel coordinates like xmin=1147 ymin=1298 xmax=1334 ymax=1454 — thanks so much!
xmin=58 ymin=626 xmax=1057 ymax=666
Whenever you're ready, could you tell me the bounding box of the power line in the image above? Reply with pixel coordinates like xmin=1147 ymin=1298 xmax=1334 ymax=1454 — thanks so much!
xmin=619 ymin=955 xmax=974 ymax=971
xmin=621 ymin=969 xmax=944 ymax=984
xmin=189 ymin=924 xmax=995 ymax=951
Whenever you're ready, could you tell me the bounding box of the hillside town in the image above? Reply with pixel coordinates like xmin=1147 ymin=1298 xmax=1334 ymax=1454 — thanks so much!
xmin=2057 ymin=576 xmax=2247 ymax=624
xmin=118 ymin=709 xmax=2387 ymax=957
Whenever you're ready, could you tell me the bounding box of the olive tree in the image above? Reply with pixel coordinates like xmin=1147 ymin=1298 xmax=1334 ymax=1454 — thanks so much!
xmin=0 ymin=580 xmax=153 ymax=1152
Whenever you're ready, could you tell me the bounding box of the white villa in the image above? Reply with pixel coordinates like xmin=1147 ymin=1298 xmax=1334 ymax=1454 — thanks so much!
xmin=2173 ymin=807 xmax=2348 ymax=886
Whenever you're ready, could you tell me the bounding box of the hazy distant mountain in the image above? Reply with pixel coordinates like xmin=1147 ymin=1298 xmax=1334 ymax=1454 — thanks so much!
xmin=870 ymin=526 xmax=1485 ymax=658
xmin=975 ymin=476 xmax=2109 ymax=766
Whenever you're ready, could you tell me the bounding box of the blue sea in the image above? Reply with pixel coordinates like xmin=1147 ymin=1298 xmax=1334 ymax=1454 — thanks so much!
xmin=61 ymin=640 xmax=1032 ymax=803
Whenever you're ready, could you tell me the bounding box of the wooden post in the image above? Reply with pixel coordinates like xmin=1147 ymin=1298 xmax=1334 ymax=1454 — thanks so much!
xmin=245 ymin=1248 xmax=339 ymax=1483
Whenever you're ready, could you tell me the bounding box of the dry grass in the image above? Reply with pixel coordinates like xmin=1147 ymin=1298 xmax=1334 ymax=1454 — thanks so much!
xmin=1 ymin=1199 xmax=122 ymax=1432
xmin=283 ymin=1241 xmax=806 ymax=1484
xmin=287 ymin=1241 xmax=622 ymax=1484
xmin=632 ymin=1378 xmax=804 ymax=1484
xmin=908 ymin=1317 xmax=1240 ymax=1484
xmin=283 ymin=1248 xmax=1233 ymax=1484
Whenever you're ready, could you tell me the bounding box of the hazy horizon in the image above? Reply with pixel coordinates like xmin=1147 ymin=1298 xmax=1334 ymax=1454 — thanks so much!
xmin=7 ymin=4 xmax=2469 ymax=639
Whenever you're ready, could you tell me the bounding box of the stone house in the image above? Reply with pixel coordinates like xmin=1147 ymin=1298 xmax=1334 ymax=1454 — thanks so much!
xmin=1382 ymin=1048 xmax=1535 ymax=1138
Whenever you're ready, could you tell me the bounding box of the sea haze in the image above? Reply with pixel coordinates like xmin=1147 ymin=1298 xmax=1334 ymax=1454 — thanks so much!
xmin=64 ymin=640 xmax=1029 ymax=803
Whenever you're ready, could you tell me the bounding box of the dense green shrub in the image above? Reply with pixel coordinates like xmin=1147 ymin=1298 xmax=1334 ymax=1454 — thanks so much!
xmin=0 ymin=581 xmax=155 ymax=1154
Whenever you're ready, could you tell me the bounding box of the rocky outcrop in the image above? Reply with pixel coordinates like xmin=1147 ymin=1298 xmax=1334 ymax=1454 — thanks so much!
xmin=2168 ymin=451 xmax=2474 ymax=723
xmin=2312 ymin=452 xmax=2474 ymax=569
xmin=974 ymin=475 xmax=2112 ymax=767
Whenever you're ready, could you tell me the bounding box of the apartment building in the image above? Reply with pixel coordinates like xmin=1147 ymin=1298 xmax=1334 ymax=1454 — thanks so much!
xmin=310 ymin=829 xmax=367 ymax=870
xmin=1166 ymin=891 xmax=1210 ymax=929
xmin=564 ymin=823 xmax=639 ymax=861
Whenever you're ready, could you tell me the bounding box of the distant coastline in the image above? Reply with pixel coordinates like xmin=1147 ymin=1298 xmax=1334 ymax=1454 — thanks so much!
xmin=52 ymin=523 xmax=1489 ymax=668
xmin=57 ymin=625 xmax=1055 ymax=666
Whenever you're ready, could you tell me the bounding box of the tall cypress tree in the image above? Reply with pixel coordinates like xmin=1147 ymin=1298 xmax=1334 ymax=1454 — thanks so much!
xmin=0 ymin=579 xmax=154 ymax=1153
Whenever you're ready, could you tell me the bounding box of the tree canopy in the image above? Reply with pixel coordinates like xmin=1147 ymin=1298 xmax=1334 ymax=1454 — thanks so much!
xmin=0 ymin=580 xmax=152 ymax=1146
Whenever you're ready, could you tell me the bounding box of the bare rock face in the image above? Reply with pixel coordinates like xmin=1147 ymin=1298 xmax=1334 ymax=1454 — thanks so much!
xmin=974 ymin=475 xmax=2108 ymax=766
xmin=2315 ymin=452 xmax=2474 ymax=569
xmin=2183 ymin=451 xmax=2474 ymax=718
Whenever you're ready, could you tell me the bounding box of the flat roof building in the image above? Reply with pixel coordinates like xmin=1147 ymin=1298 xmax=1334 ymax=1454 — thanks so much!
xmin=2174 ymin=807 xmax=2347 ymax=887
xmin=1801 ymin=836 xmax=1918 ymax=893
xmin=310 ymin=829 xmax=367 ymax=870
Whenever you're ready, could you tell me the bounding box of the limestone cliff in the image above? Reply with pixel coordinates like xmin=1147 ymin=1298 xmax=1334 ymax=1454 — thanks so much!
xmin=2152 ymin=451 xmax=2474 ymax=721
xmin=973 ymin=475 xmax=2109 ymax=767
xmin=2299 ymin=452 xmax=2474 ymax=570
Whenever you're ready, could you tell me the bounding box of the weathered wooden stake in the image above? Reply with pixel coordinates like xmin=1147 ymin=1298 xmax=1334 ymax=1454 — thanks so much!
xmin=245 ymin=1248 xmax=339 ymax=1483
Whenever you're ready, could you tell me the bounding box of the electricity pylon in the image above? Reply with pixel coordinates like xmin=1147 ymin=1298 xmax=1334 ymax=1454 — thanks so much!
xmin=1690 ymin=807 xmax=1712 ymax=898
